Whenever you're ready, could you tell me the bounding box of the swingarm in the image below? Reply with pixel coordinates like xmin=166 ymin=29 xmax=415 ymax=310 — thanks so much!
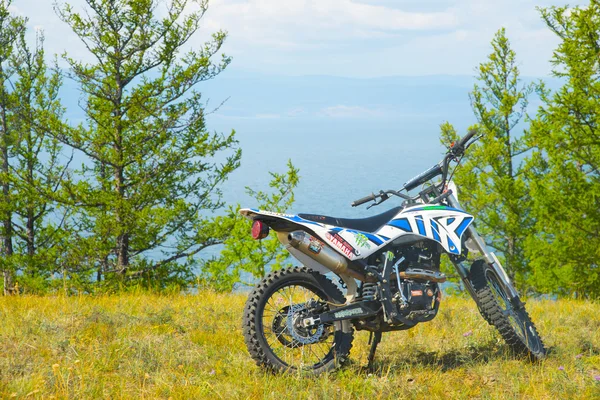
xmin=301 ymin=300 xmax=381 ymax=327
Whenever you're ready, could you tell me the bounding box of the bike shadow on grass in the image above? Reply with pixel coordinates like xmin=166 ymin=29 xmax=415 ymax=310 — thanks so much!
xmin=355 ymin=339 xmax=546 ymax=374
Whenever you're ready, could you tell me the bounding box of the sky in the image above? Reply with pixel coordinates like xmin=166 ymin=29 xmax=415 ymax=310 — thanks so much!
xmin=11 ymin=0 xmax=587 ymax=78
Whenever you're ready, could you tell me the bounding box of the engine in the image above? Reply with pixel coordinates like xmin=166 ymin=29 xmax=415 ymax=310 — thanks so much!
xmin=401 ymin=241 xmax=441 ymax=271
xmin=391 ymin=243 xmax=444 ymax=321
xmin=354 ymin=242 xmax=446 ymax=332
xmin=393 ymin=275 xmax=440 ymax=316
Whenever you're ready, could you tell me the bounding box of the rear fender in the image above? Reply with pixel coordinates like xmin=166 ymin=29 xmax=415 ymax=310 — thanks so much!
xmin=240 ymin=208 xmax=359 ymax=302
xmin=240 ymin=208 xmax=324 ymax=233
xmin=241 ymin=208 xmax=333 ymax=271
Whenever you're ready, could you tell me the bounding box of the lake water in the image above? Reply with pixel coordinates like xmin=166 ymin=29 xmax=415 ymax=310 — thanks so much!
xmin=200 ymin=72 xmax=479 ymax=218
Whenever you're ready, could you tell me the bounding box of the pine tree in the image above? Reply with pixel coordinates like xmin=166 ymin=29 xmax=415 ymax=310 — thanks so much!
xmin=0 ymin=0 xmax=71 ymax=294
xmin=0 ymin=1 xmax=23 ymax=294
xmin=440 ymin=28 xmax=536 ymax=292
xmin=53 ymin=0 xmax=240 ymax=285
xmin=10 ymin=30 xmax=72 ymax=292
xmin=527 ymin=1 xmax=600 ymax=298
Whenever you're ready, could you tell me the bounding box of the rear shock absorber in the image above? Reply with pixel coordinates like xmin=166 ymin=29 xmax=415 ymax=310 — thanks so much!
xmin=361 ymin=282 xmax=377 ymax=300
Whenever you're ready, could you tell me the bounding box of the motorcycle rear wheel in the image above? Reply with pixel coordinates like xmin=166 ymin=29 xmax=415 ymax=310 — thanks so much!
xmin=470 ymin=260 xmax=546 ymax=360
xmin=242 ymin=266 xmax=354 ymax=374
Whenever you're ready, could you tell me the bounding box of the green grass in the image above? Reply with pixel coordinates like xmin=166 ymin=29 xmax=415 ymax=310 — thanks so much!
xmin=0 ymin=292 xmax=599 ymax=399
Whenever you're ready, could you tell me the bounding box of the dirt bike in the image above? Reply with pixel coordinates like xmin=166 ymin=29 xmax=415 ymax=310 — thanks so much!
xmin=241 ymin=129 xmax=546 ymax=374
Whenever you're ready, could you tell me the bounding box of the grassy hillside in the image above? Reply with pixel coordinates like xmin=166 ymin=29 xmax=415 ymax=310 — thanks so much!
xmin=0 ymin=292 xmax=599 ymax=399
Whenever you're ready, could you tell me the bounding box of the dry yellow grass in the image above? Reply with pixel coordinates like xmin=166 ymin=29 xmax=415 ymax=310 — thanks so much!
xmin=0 ymin=292 xmax=599 ymax=399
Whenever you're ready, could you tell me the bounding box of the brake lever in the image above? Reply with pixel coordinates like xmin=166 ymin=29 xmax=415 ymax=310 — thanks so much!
xmin=366 ymin=191 xmax=389 ymax=210
xmin=464 ymin=134 xmax=484 ymax=151
xmin=448 ymin=134 xmax=481 ymax=162
xmin=449 ymin=144 xmax=464 ymax=158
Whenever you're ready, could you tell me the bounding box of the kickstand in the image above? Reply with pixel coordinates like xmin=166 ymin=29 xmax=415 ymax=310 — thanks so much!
xmin=366 ymin=331 xmax=382 ymax=369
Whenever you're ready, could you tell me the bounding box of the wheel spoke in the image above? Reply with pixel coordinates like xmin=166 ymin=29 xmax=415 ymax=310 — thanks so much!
xmin=479 ymin=266 xmax=545 ymax=358
xmin=256 ymin=281 xmax=340 ymax=371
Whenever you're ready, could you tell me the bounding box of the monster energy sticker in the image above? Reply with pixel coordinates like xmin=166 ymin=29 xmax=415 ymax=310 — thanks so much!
xmin=354 ymin=233 xmax=371 ymax=249
xmin=386 ymin=251 xmax=394 ymax=261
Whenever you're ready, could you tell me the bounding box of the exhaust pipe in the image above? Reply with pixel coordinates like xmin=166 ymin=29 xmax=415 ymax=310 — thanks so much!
xmin=286 ymin=230 xmax=367 ymax=282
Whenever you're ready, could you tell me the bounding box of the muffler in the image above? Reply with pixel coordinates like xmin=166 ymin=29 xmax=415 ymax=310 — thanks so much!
xmin=284 ymin=230 xmax=367 ymax=282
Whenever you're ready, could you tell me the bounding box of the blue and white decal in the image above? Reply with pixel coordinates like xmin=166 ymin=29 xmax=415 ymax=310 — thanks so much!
xmin=379 ymin=205 xmax=474 ymax=255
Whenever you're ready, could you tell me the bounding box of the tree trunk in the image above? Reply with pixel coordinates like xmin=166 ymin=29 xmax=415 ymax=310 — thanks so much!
xmin=1 ymin=116 xmax=12 ymax=294
xmin=97 ymin=255 xmax=107 ymax=282
xmin=116 ymin=232 xmax=129 ymax=272
xmin=3 ymin=269 xmax=12 ymax=295
xmin=113 ymin=69 xmax=128 ymax=274
xmin=26 ymin=207 xmax=34 ymax=275
xmin=26 ymin=110 xmax=35 ymax=262
xmin=0 ymin=64 xmax=13 ymax=295
xmin=115 ymin=165 xmax=128 ymax=273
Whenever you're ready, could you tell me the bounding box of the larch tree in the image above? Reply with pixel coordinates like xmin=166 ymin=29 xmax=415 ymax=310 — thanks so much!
xmin=0 ymin=0 xmax=72 ymax=294
xmin=440 ymin=28 xmax=536 ymax=292
xmin=53 ymin=0 xmax=240 ymax=285
xmin=527 ymin=1 xmax=600 ymax=298
xmin=0 ymin=0 xmax=23 ymax=294
xmin=10 ymin=29 xmax=72 ymax=292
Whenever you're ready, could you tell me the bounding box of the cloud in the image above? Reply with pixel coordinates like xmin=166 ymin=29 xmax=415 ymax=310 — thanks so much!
xmin=9 ymin=0 xmax=591 ymax=78
xmin=286 ymin=107 xmax=306 ymax=117
xmin=202 ymin=0 xmax=458 ymax=50
xmin=312 ymin=1 xmax=458 ymax=31
xmin=196 ymin=0 xmax=584 ymax=77
xmin=211 ymin=105 xmax=386 ymax=120
xmin=319 ymin=105 xmax=385 ymax=118
xmin=254 ymin=113 xmax=280 ymax=119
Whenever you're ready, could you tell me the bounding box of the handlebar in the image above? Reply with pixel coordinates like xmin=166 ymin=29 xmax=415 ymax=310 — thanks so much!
xmin=351 ymin=128 xmax=479 ymax=207
xmin=351 ymin=193 xmax=377 ymax=207
xmin=456 ymin=129 xmax=478 ymax=149
xmin=403 ymin=163 xmax=443 ymax=192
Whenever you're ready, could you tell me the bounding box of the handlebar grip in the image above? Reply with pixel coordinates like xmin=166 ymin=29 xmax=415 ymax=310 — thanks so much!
xmin=457 ymin=129 xmax=478 ymax=148
xmin=351 ymin=193 xmax=376 ymax=207
xmin=403 ymin=163 xmax=443 ymax=192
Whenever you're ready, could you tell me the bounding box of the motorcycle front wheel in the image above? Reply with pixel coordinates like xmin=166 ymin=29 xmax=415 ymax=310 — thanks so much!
xmin=470 ymin=260 xmax=546 ymax=360
xmin=242 ymin=266 xmax=354 ymax=374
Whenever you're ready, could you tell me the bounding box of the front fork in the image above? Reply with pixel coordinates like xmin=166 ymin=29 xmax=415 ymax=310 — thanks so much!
xmin=447 ymin=193 xmax=520 ymax=302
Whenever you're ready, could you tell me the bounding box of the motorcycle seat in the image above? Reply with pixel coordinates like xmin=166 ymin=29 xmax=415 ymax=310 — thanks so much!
xmin=298 ymin=206 xmax=403 ymax=233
